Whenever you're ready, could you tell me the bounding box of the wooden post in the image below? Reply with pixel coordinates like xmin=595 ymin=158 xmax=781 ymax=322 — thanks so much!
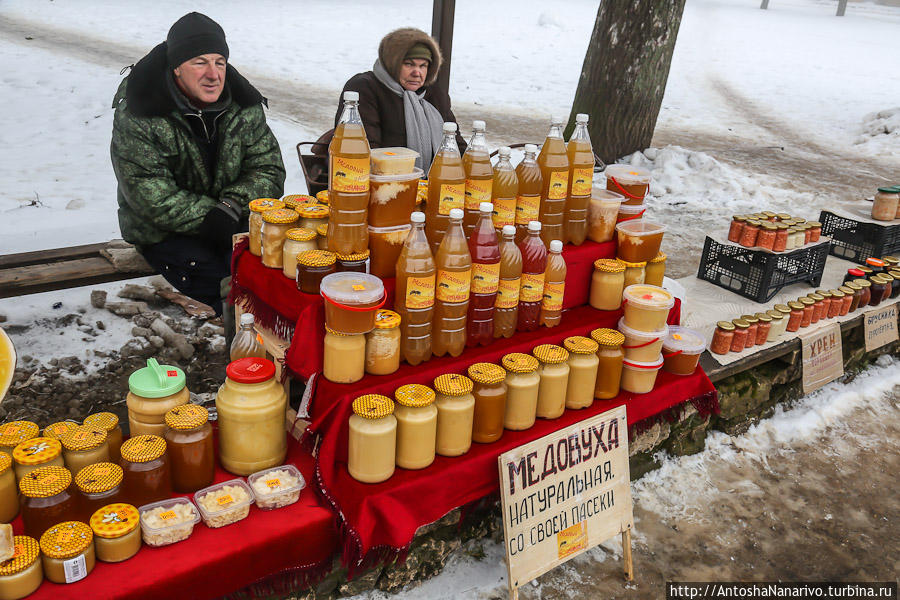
xmin=836 ymin=0 xmax=847 ymax=16
xmin=430 ymin=0 xmax=456 ymax=95
xmin=622 ymin=528 xmax=634 ymax=581
xmin=760 ymin=0 xmax=769 ymax=9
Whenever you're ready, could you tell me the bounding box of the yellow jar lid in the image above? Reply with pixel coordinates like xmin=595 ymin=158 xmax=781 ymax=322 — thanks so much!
xmin=90 ymin=503 xmax=140 ymax=539
xmin=0 ymin=421 xmax=39 ymax=448
xmin=787 ymin=301 xmax=804 ymax=310
xmin=467 ymin=363 xmax=506 ymax=385
xmin=619 ymin=259 xmax=647 ymax=268
xmin=164 ymin=404 xmax=209 ymax=431
xmin=533 ymin=344 xmax=569 ymax=364
xmin=249 ymin=198 xmax=285 ymax=213
xmin=61 ymin=425 xmax=107 ymax=451
xmin=316 ymin=224 xmax=328 ymax=236
xmin=501 ymin=353 xmax=539 ymax=374
xmin=394 ymin=384 xmax=436 ymax=407
xmin=281 ymin=194 xmax=318 ymax=210
xmin=337 ymin=250 xmax=371 ymax=261
xmin=262 ymin=208 xmax=299 ymax=224
xmin=740 ymin=314 xmax=759 ymax=324
xmin=765 ymin=310 xmax=784 ymax=320
xmin=44 ymin=421 xmax=78 ymax=440
xmin=762 ymin=211 xmax=777 ymax=218
xmin=563 ymin=336 xmax=599 ymax=355
xmin=372 ymin=309 xmax=401 ymax=329
xmin=0 ymin=452 xmax=9 ymax=476
xmin=0 ymin=536 xmax=40 ymax=575
xmin=856 ymin=279 xmax=872 ymax=288
xmin=298 ymin=205 xmax=330 ymax=219
xmin=732 ymin=215 xmax=747 ymax=222
xmin=316 ymin=190 xmax=329 ymax=204
xmin=285 ymin=227 xmax=317 ymax=242
xmin=755 ymin=313 xmax=772 ymax=323
xmin=590 ymin=328 xmax=625 ymax=348
xmin=351 ymin=394 xmax=395 ymax=419
xmin=40 ymin=521 xmax=92 ymax=560
xmin=297 ymin=250 xmax=336 ymax=267
xmin=808 ymin=293 xmax=824 ymax=301
xmin=13 ymin=437 xmax=62 ymax=466
xmin=593 ymin=259 xmax=625 ymax=273
xmin=838 ymin=285 xmax=854 ymax=295
xmin=732 ymin=319 xmax=750 ymax=329
xmin=799 ymin=297 xmax=815 ymax=306
xmin=829 ymin=289 xmax=845 ymax=298
xmin=324 ymin=326 xmax=359 ymax=337
xmin=19 ymin=465 xmax=71 ymax=498
xmin=75 ymin=462 xmax=123 ymax=494
xmin=120 ymin=435 xmax=166 ymax=463
xmin=716 ymin=321 xmax=736 ymax=331
xmin=433 ymin=373 xmax=474 ymax=397
xmin=773 ymin=304 xmax=791 ymax=313
xmin=83 ymin=412 xmax=120 ymax=433
xmin=649 ymin=253 xmax=667 ymax=264
xmin=776 ymin=213 xmax=792 ymax=220
xmin=807 ymin=221 xmax=821 ymax=227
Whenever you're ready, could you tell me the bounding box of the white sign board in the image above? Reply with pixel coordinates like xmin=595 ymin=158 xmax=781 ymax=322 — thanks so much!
xmin=800 ymin=322 xmax=843 ymax=394
xmin=863 ymin=302 xmax=898 ymax=352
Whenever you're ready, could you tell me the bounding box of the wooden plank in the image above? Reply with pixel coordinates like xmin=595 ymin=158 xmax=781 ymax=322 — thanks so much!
xmin=0 ymin=257 xmax=132 ymax=298
xmin=0 ymin=242 xmax=107 ymax=269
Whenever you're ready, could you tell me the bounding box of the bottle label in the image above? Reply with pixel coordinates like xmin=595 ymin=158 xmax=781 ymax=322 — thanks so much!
xmin=571 ymin=167 xmax=593 ymax=196
xmin=547 ymin=170 xmax=569 ymax=200
xmin=331 ymin=156 xmax=370 ymax=193
xmin=495 ymin=277 xmax=521 ymax=308
xmin=464 ymin=178 xmax=492 ymax=210
xmin=519 ymin=272 xmax=546 ymax=302
xmin=438 ymin=183 xmax=464 ymax=215
xmin=492 ymin=197 xmax=516 ymax=228
xmin=542 ymin=281 xmax=565 ymax=311
xmin=470 ymin=262 xmax=500 ymax=294
xmin=63 ymin=554 xmax=88 ymax=583
xmin=515 ymin=195 xmax=540 ymax=225
xmin=436 ymin=269 xmax=471 ymax=302
xmin=405 ymin=275 xmax=436 ymax=309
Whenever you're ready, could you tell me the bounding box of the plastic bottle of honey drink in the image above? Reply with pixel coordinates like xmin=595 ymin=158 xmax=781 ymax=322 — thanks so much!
xmin=565 ymin=113 xmax=594 ymax=246
xmin=494 ymin=225 xmax=522 ymax=339
xmin=540 ymin=240 xmax=566 ymax=327
xmin=517 ymin=221 xmax=548 ymax=332
xmin=230 ymin=313 xmax=266 ymax=361
xmin=537 ymin=117 xmax=570 ymax=247
xmin=394 ymin=212 xmax=436 ymax=366
xmin=515 ymin=144 xmax=542 ymax=244
xmin=466 ymin=202 xmax=500 ymax=347
xmin=328 ymin=91 xmax=370 ymax=255
xmin=462 ymin=121 xmax=493 ymax=239
xmin=425 ymin=123 xmax=466 ymax=255
xmin=433 ymin=209 xmax=472 ymax=357
xmin=491 ymin=146 xmax=518 ymax=232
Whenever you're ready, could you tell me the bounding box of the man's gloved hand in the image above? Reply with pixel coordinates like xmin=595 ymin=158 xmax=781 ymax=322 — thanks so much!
xmin=199 ymin=197 xmax=242 ymax=250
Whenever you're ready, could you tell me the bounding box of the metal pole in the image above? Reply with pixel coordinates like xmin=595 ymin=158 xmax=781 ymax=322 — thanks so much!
xmin=431 ymin=0 xmax=456 ymax=94
xmin=760 ymin=0 xmax=769 ymax=9
xmin=836 ymin=0 xmax=847 ymax=16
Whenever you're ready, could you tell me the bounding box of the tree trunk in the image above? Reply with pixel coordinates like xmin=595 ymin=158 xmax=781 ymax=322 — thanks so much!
xmin=566 ymin=0 xmax=687 ymax=164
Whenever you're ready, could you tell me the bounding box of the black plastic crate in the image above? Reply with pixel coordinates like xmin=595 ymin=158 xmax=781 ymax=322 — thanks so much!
xmin=819 ymin=210 xmax=900 ymax=262
xmin=697 ymin=237 xmax=829 ymax=303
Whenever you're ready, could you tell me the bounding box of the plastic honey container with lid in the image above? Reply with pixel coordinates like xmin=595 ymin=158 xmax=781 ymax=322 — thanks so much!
xmin=83 ymin=412 xmax=124 ymax=464
xmin=0 ymin=535 xmax=42 ymax=599
xmin=39 ymin=520 xmax=95 ymax=584
xmin=604 ymin=164 xmax=650 ymax=205
xmin=126 ymin=359 xmax=190 ymax=437
xmin=393 ymin=384 xmax=437 ymax=470
xmin=0 ymin=422 xmax=39 ymax=457
xmin=60 ymin=426 xmax=109 ymax=476
xmin=75 ymin=462 xmax=124 ymax=520
xmin=501 ymin=353 xmax=540 ymax=431
xmin=618 ymin=317 xmax=668 ymax=362
xmin=12 ymin=437 xmax=64 ymax=481
xmin=661 ymin=327 xmax=706 ymax=376
xmin=371 ymin=147 xmax=420 ymax=175
xmin=433 ymin=374 xmax=475 ymax=457
xmin=616 ymin=202 xmax=645 ymax=224
xmin=533 ymin=344 xmax=570 ymax=420
xmin=563 ymin=336 xmax=600 ymax=410
xmin=89 ymin=503 xmax=141 ymax=563
xmin=348 ymin=394 xmax=397 ymax=483
xmin=621 ymin=356 xmax=664 ymax=394
xmin=369 ymin=167 xmax=424 ymax=228
xmin=467 ymin=363 xmax=508 ymax=444
xmin=587 ymin=186 xmax=623 ymax=243
xmin=0 ymin=454 xmax=16 ymax=524
xmin=615 ymin=220 xmax=667 ymax=263
xmin=320 ymin=272 xmax=386 ymax=335
xmin=622 ymin=284 xmax=674 ymax=332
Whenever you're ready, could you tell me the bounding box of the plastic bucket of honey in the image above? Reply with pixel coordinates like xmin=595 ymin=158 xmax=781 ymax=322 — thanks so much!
xmin=662 ymin=326 xmax=706 ymax=375
xmin=620 ymin=355 xmax=663 ymax=394
xmin=617 ymin=317 xmax=668 ymax=362
xmin=615 ymin=220 xmax=666 ymax=263
xmin=320 ymin=273 xmax=386 ymax=334
xmin=368 ymin=168 xmax=423 ymax=228
xmin=622 ymin=284 xmax=674 ymax=332
xmin=605 ymin=164 xmax=650 ymax=205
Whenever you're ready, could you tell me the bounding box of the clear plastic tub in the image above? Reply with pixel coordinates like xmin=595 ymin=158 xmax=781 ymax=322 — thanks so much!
xmin=138 ymin=497 xmax=200 ymax=547
xmin=605 ymin=164 xmax=650 ymax=205
xmin=194 ymin=479 xmax=254 ymax=528
xmin=661 ymin=326 xmax=706 ymax=376
xmin=368 ymin=224 xmax=411 ymax=278
xmin=371 ymin=147 xmax=420 ymax=175
xmin=587 ymin=187 xmax=623 ymax=243
xmin=620 ymin=355 xmax=664 ymax=394
xmin=616 ymin=203 xmax=645 ymax=223
xmin=616 ymin=220 xmax=666 ymax=263
xmin=248 ymin=464 xmax=306 ymax=510
xmin=617 ymin=317 xmax=668 ymax=362
xmin=369 ymin=169 xmax=423 ymax=228
xmin=622 ymin=284 xmax=674 ymax=332
xmin=320 ymin=272 xmax=386 ymax=335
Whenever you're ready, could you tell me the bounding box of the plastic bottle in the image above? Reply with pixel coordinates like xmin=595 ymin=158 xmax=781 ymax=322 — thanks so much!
xmin=425 ymin=122 xmax=466 ymax=255
xmin=327 ymin=91 xmax=370 ymax=255
xmin=565 ymin=113 xmax=593 ymax=246
xmin=491 ymin=146 xmax=518 ymax=232
xmin=537 ymin=116 xmax=570 ymax=247
xmin=540 ymin=240 xmax=567 ymax=327
xmin=466 ymin=202 xmax=500 ymax=347
xmin=494 ymin=225 xmax=522 ymax=339
xmin=433 ymin=208 xmax=472 ymax=357
xmin=462 ymin=121 xmax=493 ymax=238
xmin=515 ymin=144 xmax=543 ymax=244
xmin=517 ymin=221 xmax=548 ymax=332
xmin=394 ymin=212 xmax=436 ymax=366
xmin=230 ymin=313 xmax=266 ymax=361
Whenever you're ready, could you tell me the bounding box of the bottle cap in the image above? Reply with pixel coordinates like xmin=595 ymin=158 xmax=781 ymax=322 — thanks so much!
xmin=576 ymin=113 xmax=589 ymax=123
xmin=472 ymin=120 xmax=486 ymax=131
xmin=240 ymin=313 xmax=254 ymax=326
xmin=480 ymin=202 xmax=493 ymax=213
xmin=449 ymin=208 xmax=464 ymax=220
xmin=343 ymin=91 xmax=359 ymax=102
xmin=528 ymin=221 xmax=542 ymax=232
xmin=499 ymin=146 xmax=511 ymax=156
xmin=410 ymin=211 xmax=425 ymax=223
xmin=549 ymin=240 xmax=563 ymax=252
xmin=550 ymin=115 xmax=563 ymax=124
xmin=524 ymin=144 xmax=538 ymax=153
xmin=443 ymin=122 xmax=457 ymax=133
xmin=502 ymin=225 xmax=516 ymax=236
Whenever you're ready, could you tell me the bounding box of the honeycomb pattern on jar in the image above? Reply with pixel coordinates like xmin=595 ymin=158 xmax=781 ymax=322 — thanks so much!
xmin=466 ymin=363 xmax=506 ymax=385
xmin=501 ymin=353 xmax=539 ymax=374
xmin=563 ymin=336 xmax=599 ymax=355
xmin=394 ymin=384 xmax=436 ymax=408
xmin=164 ymin=404 xmax=209 ymax=431
xmin=39 ymin=521 xmax=92 ymax=559
xmin=75 ymin=462 xmax=123 ymax=494
xmin=120 ymin=435 xmax=166 ymax=463
xmin=433 ymin=374 xmax=474 ymax=397
xmin=352 ymin=394 xmax=395 ymax=419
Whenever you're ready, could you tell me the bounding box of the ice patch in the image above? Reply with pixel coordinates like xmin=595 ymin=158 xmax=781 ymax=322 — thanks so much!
xmin=854 ymin=108 xmax=900 ymax=157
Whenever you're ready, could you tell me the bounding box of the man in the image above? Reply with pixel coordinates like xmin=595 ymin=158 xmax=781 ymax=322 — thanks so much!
xmin=111 ymin=12 xmax=285 ymax=314
xmin=335 ymin=28 xmax=466 ymax=171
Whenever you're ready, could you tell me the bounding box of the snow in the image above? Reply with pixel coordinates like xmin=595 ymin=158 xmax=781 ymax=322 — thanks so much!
xmin=855 ymin=107 xmax=900 ymax=158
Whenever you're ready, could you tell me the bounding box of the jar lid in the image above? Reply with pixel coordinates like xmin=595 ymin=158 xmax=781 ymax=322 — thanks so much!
xmin=866 ymin=258 xmax=886 ymax=269
xmin=262 ymin=208 xmax=299 ymax=224
xmin=19 ymin=465 xmax=71 ymax=498
xmin=761 ymin=222 xmax=778 ymax=231
xmin=83 ymin=412 xmax=120 ymax=433
xmin=830 ymin=289 xmax=845 ymax=298
xmin=164 ymin=404 xmax=209 ymax=431
xmin=619 ymin=259 xmax=647 ymax=268
xmin=467 ymin=363 xmax=506 ymax=385
xmin=776 ymin=213 xmax=792 ymax=220
xmin=799 ymin=297 xmax=815 ymax=306
xmin=226 ymin=357 xmax=276 ymax=384
xmin=40 ymin=521 xmax=92 ymax=559
xmin=740 ymin=314 xmax=759 ymax=324
xmin=746 ymin=220 xmax=761 ymax=227
xmin=807 ymin=221 xmax=821 ymax=228
xmin=755 ymin=313 xmax=772 ymax=323
xmin=622 ymin=285 xmax=674 ymax=310
xmin=297 ymin=249 xmax=337 ymax=267
xmin=765 ymin=310 xmax=784 ymax=320
xmin=590 ymin=327 xmax=626 ymax=348
xmin=316 ymin=224 xmax=328 ymax=236
xmin=593 ymin=259 xmax=625 ymax=273
xmin=120 ymin=435 xmax=166 ymax=463
xmin=324 ymin=326 xmax=359 ymax=337
xmin=285 ymin=227 xmax=317 ymax=241
xmin=433 ymin=373 xmax=474 ymax=396
xmin=0 ymin=421 xmax=39 ymax=447
xmin=372 ymin=309 xmax=401 ymax=329
xmin=838 ymin=285 xmax=854 ymax=295
xmin=787 ymin=301 xmax=804 ymax=310
xmin=732 ymin=215 xmax=747 ymax=222
xmin=857 ymin=266 xmax=873 ymax=274
xmin=320 ymin=272 xmax=385 ymax=305
xmin=0 ymin=452 xmax=9 ymax=475
xmin=75 ymin=462 xmax=123 ymax=494
xmin=845 ymin=281 xmax=861 ymax=290
xmin=90 ymin=503 xmax=140 ymax=539
xmin=394 ymin=384 xmax=436 ymax=407
xmin=13 ymin=437 xmax=61 ymax=465
xmin=501 ymin=353 xmax=539 ymax=374
xmin=298 ymin=205 xmax=330 ymax=219
xmin=762 ymin=211 xmax=777 ymax=217
xmin=877 ymin=187 xmax=900 ymax=194
xmin=775 ymin=223 xmax=790 ymax=230
xmin=316 ymin=190 xmax=329 ymax=203
xmin=281 ymin=194 xmax=318 ymax=209
xmin=0 ymin=536 xmax=40 ymax=575
xmin=533 ymin=344 xmax=569 ymax=364
xmin=773 ymin=304 xmax=791 ymax=313
xmin=563 ymin=336 xmax=599 ymax=355
xmin=351 ymin=394 xmax=395 ymax=419
xmin=61 ymin=425 xmax=107 ymax=451
xmin=883 ymin=256 xmax=899 ymax=265
xmin=793 ymin=218 xmax=807 ymax=224
xmin=716 ymin=320 xmax=736 ymax=331
xmin=604 ymin=164 xmax=650 ymax=185
xmin=249 ymin=198 xmax=285 ymax=213
xmin=649 ymin=252 xmax=667 ymax=264
xmin=337 ymin=250 xmax=371 ymax=261
xmin=129 ymin=358 xmax=186 ymax=398
xmin=856 ymin=279 xmax=872 ymax=288
xmin=44 ymin=421 xmax=78 ymax=440
xmin=732 ymin=319 xmax=750 ymax=329
xmin=817 ymin=290 xmax=833 ymax=298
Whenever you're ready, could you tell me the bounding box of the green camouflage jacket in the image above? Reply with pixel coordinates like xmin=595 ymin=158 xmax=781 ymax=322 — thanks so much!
xmin=110 ymin=42 xmax=285 ymax=247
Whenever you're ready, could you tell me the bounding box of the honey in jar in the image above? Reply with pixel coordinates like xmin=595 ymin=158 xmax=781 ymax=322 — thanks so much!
xmin=537 ymin=117 xmax=569 ymax=247
xmin=365 ymin=310 xmax=401 ymax=376
xmin=645 ymin=253 xmax=667 ymax=287
xmin=394 ymin=212 xmax=435 ymax=366
xmin=12 ymin=437 xmax=64 ymax=481
xmin=514 ymin=144 xmax=542 ymax=243
xmin=393 ymin=384 xmax=437 ymax=470
xmin=163 ymin=404 xmax=214 ymax=493
xmin=591 ymin=328 xmax=625 ymax=400
xmin=320 ymin=272 xmax=386 ymax=335
xmin=336 ymin=250 xmax=370 ymax=273
xmin=248 ymin=199 xmax=285 ymax=257
xmin=368 ymin=224 xmax=410 ymax=279
xmin=297 ymin=204 xmax=330 ymax=232
xmin=467 ymin=363 xmax=508 ymax=444
xmin=425 ymin=123 xmax=466 ymax=254
xmin=0 ymin=454 xmax=17 ymax=523
xmin=0 ymin=535 xmax=42 ymax=599
xmin=563 ymin=336 xmax=599 ymax=410
xmin=0 ymin=422 xmax=39 ymax=457
xmin=119 ymin=435 xmax=172 ymax=507
xmin=281 ymin=228 xmax=318 ymax=280
xmin=89 ymin=503 xmax=141 ymax=563
xmin=621 ymin=260 xmax=646 ymax=288
xmin=615 ymin=220 xmax=667 ymax=263
xmin=261 ymin=208 xmax=300 ymax=269
xmin=60 ymin=426 xmax=109 ymax=475
xmin=462 ymin=121 xmax=493 ymax=238
xmin=564 ymin=113 xmax=594 ymax=245
xmin=83 ymin=412 xmax=124 ymax=464
xmin=19 ymin=466 xmax=77 ymax=539
xmin=433 ymin=374 xmax=475 ymax=457
xmin=75 ymin=462 xmax=124 ymax=521
xmin=433 ymin=209 xmax=471 ymax=358
xmin=605 ymin=164 xmax=650 ymax=205
xmin=587 ymin=188 xmax=624 ymax=244
xmin=590 ymin=259 xmax=626 ymax=311
xmin=126 ymin=359 xmax=190 ymax=437
xmin=316 ymin=223 xmax=328 ymax=250
xmin=324 ymin=328 xmax=366 ymax=384
xmin=501 ymin=353 xmax=541 ymax=430
xmin=296 ymin=250 xmax=337 ymax=294
xmin=39 ymin=521 xmax=95 ymax=584
xmin=368 ymin=168 xmax=423 ymax=228
xmin=533 ymin=344 xmax=570 ymax=420
xmin=348 ymin=395 xmax=397 ymax=484
xmin=491 ymin=147 xmax=518 ymax=231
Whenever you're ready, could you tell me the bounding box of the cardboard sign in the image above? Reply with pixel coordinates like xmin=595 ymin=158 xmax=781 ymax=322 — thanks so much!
xmin=800 ymin=322 xmax=843 ymax=394
xmin=498 ymin=405 xmax=633 ymax=594
xmin=863 ymin=302 xmax=898 ymax=351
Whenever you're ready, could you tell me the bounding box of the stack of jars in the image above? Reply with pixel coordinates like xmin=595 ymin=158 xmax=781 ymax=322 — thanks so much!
xmin=368 ymin=148 xmax=422 ymax=278
xmin=589 ymin=254 xmax=668 ymax=312
xmin=727 ymin=213 xmax=821 ymax=252
xmin=617 ymin=284 xmax=674 ymax=394
xmin=604 ymin=164 xmax=650 ymax=224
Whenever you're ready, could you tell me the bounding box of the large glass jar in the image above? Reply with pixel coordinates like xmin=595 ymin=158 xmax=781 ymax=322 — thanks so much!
xmin=501 ymin=353 xmax=540 ymax=431
xmin=75 ymin=462 xmax=124 ymax=521
xmin=393 ymin=384 xmax=437 ymax=470
xmin=365 ymin=310 xmax=401 ymax=376
xmin=533 ymin=344 xmax=570 ymax=420
xmin=282 ymin=228 xmax=318 ymax=280
xmin=12 ymin=437 xmax=64 ymax=480
xmin=872 ymin=187 xmax=899 ymax=221
xmin=119 ymin=435 xmax=172 ymax=507
xmin=248 ymin=198 xmax=285 ymax=257
xmin=296 ymin=250 xmax=337 ymax=294
xmin=43 ymin=421 xmax=77 ymax=442
xmin=216 ymin=358 xmax=287 ymax=476
xmin=590 ymin=329 xmax=625 ymax=399
xmin=336 ymin=250 xmax=370 ymax=273
xmin=126 ymin=359 xmax=190 ymax=437
xmin=0 ymin=454 xmax=18 ymax=523
xmin=19 ymin=466 xmax=77 ymax=539
xmin=261 ymin=208 xmax=300 ymax=269
xmin=60 ymin=426 xmax=110 ymax=475
xmin=83 ymin=412 xmax=124 ymax=464
xmin=645 ymin=253 xmax=666 ymax=287
xmin=433 ymin=374 xmax=475 ymax=457
xmin=39 ymin=521 xmax=95 ymax=584
xmin=621 ymin=260 xmax=646 ymax=289
xmin=589 ymin=259 xmax=625 ymax=311
xmin=467 ymin=363 xmax=508 ymax=444
xmin=89 ymin=503 xmax=141 ymax=563
xmin=0 ymin=535 xmax=42 ymax=599
xmin=163 ymin=404 xmax=214 ymax=493
xmin=347 ymin=395 xmax=397 ymax=483
xmin=711 ymin=321 xmax=735 ymax=355
xmin=0 ymin=421 xmax=39 ymax=456
xmin=564 ymin=336 xmax=600 ymax=410
xmin=324 ymin=329 xmax=366 ymax=384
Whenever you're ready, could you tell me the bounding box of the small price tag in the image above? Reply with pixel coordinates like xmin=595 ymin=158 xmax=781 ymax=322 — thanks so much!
xmin=73 ymin=431 xmax=90 ymax=441
xmin=167 ymin=370 xmax=178 ymax=377
xmin=2 ymin=426 xmax=19 ymax=435
xmin=42 ymin=474 xmax=59 ymax=486
xmin=158 ymin=511 xmax=176 ymax=521
xmin=12 ymin=544 xmax=23 ymax=559
xmin=265 ymin=478 xmax=281 ymax=489
xmin=56 ymin=532 xmax=73 ymax=545
xmin=217 ymin=495 xmax=234 ymax=506
xmin=352 ymin=284 xmax=366 ymax=291
xmin=93 ymin=466 xmax=110 ymax=476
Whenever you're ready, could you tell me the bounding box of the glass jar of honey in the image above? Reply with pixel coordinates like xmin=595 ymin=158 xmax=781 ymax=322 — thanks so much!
xmin=281 ymin=228 xmax=318 ymax=280
xmin=163 ymin=404 xmax=214 ymax=493
xmin=0 ymin=454 xmax=17 ymax=523
xmin=323 ymin=329 xmax=366 ymax=384
xmin=248 ymin=198 xmax=285 ymax=257
xmin=645 ymin=253 xmax=666 ymax=287
xmin=19 ymin=466 xmax=77 ymax=539
xmin=74 ymin=462 xmax=123 ymax=521
xmin=589 ymin=259 xmax=625 ymax=311
xmin=39 ymin=521 xmax=95 ymax=584
xmin=365 ymin=310 xmax=401 ymax=376
xmin=119 ymin=435 xmax=172 ymax=507
xmin=533 ymin=344 xmax=570 ymax=420
xmin=433 ymin=374 xmax=475 ymax=457
xmin=501 ymin=353 xmax=540 ymax=431
xmin=0 ymin=421 xmax=39 ymax=456
xmin=590 ymin=328 xmax=625 ymax=400
xmin=126 ymin=359 xmax=190 ymax=437
xmin=261 ymin=208 xmax=300 ymax=269
xmin=83 ymin=412 xmax=124 ymax=464
xmin=43 ymin=422 xmax=77 ymax=442
xmin=297 ymin=204 xmax=330 ymax=232
xmin=563 ymin=336 xmax=600 ymax=410
xmin=0 ymin=535 xmax=42 ymax=599
xmin=60 ymin=426 xmax=109 ymax=475
xmin=12 ymin=437 xmax=64 ymax=480
xmin=281 ymin=194 xmax=317 ymax=212
xmin=348 ymin=394 xmax=397 ymax=484
xmin=393 ymin=384 xmax=437 ymax=470
xmin=89 ymin=503 xmax=141 ymax=563
xmin=296 ymin=250 xmax=337 ymax=294
xmin=336 ymin=250 xmax=370 ymax=273
xmin=467 ymin=363 xmax=508 ymax=444
xmin=620 ymin=260 xmax=646 ymax=288
xmin=316 ymin=224 xmax=329 ymax=250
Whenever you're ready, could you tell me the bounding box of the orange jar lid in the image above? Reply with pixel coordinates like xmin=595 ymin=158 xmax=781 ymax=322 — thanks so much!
xmin=467 ymin=363 xmax=506 ymax=385
xmin=563 ymin=336 xmax=599 ymax=355
xmin=0 ymin=536 xmax=40 ymax=575
xmin=43 ymin=421 xmax=78 ymax=440
xmin=297 ymin=250 xmax=336 ymax=267
xmin=298 ymin=205 xmax=330 ymax=219
xmin=285 ymin=227 xmax=317 ymax=242
xmin=281 ymin=194 xmax=317 ymax=210
xmin=590 ymin=328 xmax=625 ymax=348
xmin=40 ymin=521 xmax=92 ymax=559
xmin=75 ymin=462 xmax=123 ymax=495
xmin=61 ymin=426 xmax=107 ymax=451
xmin=262 ymin=208 xmax=299 ymax=224
xmin=372 ymin=309 xmax=401 ymax=329
xmin=351 ymin=394 xmax=394 ymax=419
xmin=19 ymin=466 xmax=71 ymax=498
xmin=90 ymin=503 xmax=140 ymax=539
xmin=13 ymin=437 xmax=62 ymax=466
xmin=83 ymin=412 xmax=120 ymax=433
xmin=0 ymin=421 xmax=39 ymax=448
xmin=593 ymin=259 xmax=625 ymax=273
xmin=394 ymin=384 xmax=436 ymax=408
xmin=249 ymin=198 xmax=284 ymax=213
xmin=533 ymin=344 xmax=569 ymax=365
xmin=501 ymin=353 xmax=539 ymax=374
xmin=164 ymin=404 xmax=209 ymax=431
xmin=649 ymin=252 xmax=667 ymax=264
xmin=433 ymin=374 xmax=474 ymax=397
xmin=120 ymin=435 xmax=166 ymax=463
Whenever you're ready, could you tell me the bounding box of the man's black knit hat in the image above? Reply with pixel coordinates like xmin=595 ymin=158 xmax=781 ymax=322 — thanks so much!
xmin=166 ymin=12 xmax=229 ymax=68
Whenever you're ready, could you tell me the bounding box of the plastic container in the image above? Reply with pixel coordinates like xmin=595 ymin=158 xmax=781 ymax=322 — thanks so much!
xmin=138 ymin=497 xmax=200 ymax=547
xmin=368 ymin=168 xmax=423 ymax=227
xmin=368 ymin=224 xmax=411 ymax=279
xmin=605 ymin=164 xmax=650 ymax=205
xmin=622 ymin=285 xmax=675 ymax=332
xmin=616 ymin=203 xmax=645 ymax=223
xmin=587 ymin=187 xmax=624 ymax=243
xmin=194 ymin=479 xmax=254 ymax=528
xmin=617 ymin=318 xmax=668 ymax=362
xmin=320 ymin=272 xmax=386 ymax=335
xmin=248 ymin=464 xmax=306 ymax=510
xmin=615 ymin=220 xmax=667 ymax=263
xmin=371 ymin=147 xmax=419 ymax=174
xmin=126 ymin=359 xmax=190 ymax=437
xmin=620 ymin=356 xmax=664 ymax=394
xmin=661 ymin=327 xmax=706 ymax=376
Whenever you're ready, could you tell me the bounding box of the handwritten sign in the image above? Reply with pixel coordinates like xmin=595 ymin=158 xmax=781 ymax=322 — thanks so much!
xmin=498 ymin=405 xmax=633 ymax=595
xmin=863 ymin=302 xmax=898 ymax=351
xmin=800 ymin=322 xmax=843 ymax=394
